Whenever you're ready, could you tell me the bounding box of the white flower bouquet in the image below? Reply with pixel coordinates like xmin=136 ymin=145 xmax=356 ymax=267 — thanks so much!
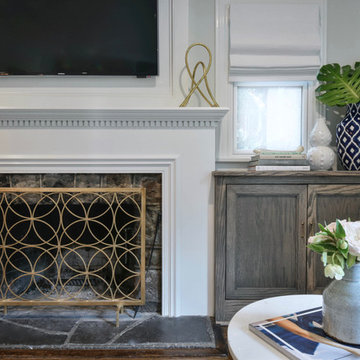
xmin=308 ymin=219 xmax=360 ymax=280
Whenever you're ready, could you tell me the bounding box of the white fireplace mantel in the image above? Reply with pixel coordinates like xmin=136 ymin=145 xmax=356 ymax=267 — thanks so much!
xmin=0 ymin=108 xmax=228 ymax=128
xmin=0 ymin=107 xmax=228 ymax=318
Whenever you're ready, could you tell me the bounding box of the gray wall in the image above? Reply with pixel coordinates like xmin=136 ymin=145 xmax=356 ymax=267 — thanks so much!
xmin=326 ymin=0 xmax=360 ymax=160
xmin=327 ymin=0 xmax=360 ymax=66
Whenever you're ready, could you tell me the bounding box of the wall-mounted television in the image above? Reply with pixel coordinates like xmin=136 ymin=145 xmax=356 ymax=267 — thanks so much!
xmin=0 ymin=0 xmax=158 ymax=76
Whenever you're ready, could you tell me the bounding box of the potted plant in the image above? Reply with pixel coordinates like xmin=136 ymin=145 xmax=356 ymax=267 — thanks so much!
xmin=316 ymin=62 xmax=360 ymax=170
xmin=308 ymin=219 xmax=360 ymax=344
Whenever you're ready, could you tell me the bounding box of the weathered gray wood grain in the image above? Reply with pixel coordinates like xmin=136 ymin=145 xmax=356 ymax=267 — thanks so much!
xmin=215 ymin=176 xmax=307 ymax=322
xmin=226 ymin=185 xmax=307 ymax=295
xmin=307 ymin=184 xmax=360 ymax=292
xmin=215 ymin=176 xmax=228 ymax=322
xmin=215 ymin=172 xmax=360 ymax=323
xmin=213 ymin=171 xmax=360 ymax=178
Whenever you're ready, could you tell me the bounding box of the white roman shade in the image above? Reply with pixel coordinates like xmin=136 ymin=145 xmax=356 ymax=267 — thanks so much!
xmin=229 ymin=2 xmax=321 ymax=81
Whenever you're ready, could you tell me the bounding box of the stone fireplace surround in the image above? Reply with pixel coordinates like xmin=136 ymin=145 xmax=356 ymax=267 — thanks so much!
xmin=0 ymin=107 xmax=228 ymax=317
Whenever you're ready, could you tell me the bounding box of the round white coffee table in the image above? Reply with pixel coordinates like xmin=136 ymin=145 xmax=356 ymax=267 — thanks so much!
xmin=227 ymin=294 xmax=322 ymax=360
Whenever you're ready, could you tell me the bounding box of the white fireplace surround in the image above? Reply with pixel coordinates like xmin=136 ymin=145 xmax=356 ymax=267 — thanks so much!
xmin=0 ymin=107 xmax=228 ymax=317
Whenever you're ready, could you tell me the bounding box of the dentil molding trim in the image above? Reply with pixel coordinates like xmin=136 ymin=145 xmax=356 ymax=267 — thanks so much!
xmin=0 ymin=108 xmax=228 ymax=128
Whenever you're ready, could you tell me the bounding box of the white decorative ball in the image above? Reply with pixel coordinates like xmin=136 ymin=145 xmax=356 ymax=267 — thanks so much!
xmin=307 ymin=146 xmax=335 ymax=171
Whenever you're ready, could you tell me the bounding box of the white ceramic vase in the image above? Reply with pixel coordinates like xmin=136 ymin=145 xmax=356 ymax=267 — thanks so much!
xmin=307 ymin=117 xmax=335 ymax=171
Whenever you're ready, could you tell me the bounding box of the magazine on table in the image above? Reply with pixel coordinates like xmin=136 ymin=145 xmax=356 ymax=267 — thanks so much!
xmin=249 ymin=307 xmax=360 ymax=359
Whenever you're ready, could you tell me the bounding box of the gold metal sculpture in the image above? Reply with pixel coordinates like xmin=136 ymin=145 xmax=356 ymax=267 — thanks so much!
xmin=180 ymin=43 xmax=219 ymax=107
xmin=0 ymin=188 xmax=146 ymax=327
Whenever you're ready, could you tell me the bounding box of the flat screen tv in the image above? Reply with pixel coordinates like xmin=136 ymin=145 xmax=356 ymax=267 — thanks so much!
xmin=0 ymin=0 xmax=158 ymax=76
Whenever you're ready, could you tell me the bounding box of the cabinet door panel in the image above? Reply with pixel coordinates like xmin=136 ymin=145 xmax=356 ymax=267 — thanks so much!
xmin=307 ymin=185 xmax=360 ymax=292
xmin=226 ymin=185 xmax=307 ymax=301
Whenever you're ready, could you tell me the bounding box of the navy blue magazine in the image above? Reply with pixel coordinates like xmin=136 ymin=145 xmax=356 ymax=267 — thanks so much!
xmin=249 ymin=307 xmax=360 ymax=359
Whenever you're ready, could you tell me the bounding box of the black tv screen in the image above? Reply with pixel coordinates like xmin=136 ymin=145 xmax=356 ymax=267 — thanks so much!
xmin=0 ymin=0 xmax=158 ymax=76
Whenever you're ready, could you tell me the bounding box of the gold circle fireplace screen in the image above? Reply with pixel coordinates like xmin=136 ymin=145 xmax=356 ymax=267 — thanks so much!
xmin=0 ymin=188 xmax=146 ymax=326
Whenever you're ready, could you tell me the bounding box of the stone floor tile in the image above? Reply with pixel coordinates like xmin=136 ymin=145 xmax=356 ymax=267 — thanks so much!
xmin=69 ymin=319 xmax=132 ymax=344
xmin=116 ymin=316 xmax=214 ymax=346
xmin=0 ymin=319 xmax=67 ymax=346
xmin=5 ymin=317 xmax=78 ymax=333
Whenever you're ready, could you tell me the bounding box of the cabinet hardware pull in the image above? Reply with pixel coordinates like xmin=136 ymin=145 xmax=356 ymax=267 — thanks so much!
xmin=309 ymin=222 xmax=313 ymax=236
xmin=301 ymin=222 xmax=305 ymax=238
xmin=309 ymin=222 xmax=314 ymax=236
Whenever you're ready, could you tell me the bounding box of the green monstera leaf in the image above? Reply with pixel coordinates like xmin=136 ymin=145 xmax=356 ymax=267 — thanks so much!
xmin=316 ymin=63 xmax=360 ymax=106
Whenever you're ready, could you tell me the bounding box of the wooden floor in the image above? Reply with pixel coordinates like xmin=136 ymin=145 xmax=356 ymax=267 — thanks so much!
xmin=0 ymin=326 xmax=231 ymax=360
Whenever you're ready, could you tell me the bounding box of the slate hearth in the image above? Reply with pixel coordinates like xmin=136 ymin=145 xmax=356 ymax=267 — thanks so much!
xmin=0 ymin=173 xmax=216 ymax=351
xmin=0 ymin=307 xmax=215 ymax=349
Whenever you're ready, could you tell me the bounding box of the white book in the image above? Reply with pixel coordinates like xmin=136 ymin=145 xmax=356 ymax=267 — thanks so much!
xmin=248 ymin=165 xmax=311 ymax=171
xmin=251 ymin=154 xmax=307 ymax=161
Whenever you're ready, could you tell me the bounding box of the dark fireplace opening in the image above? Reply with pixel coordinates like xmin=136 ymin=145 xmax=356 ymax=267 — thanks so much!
xmin=0 ymin=173 xmax=162 ymax=314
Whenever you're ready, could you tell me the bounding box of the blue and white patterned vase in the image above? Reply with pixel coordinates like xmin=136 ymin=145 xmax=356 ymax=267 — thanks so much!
xmin=336 ymin=102 xmax=360 ymax=170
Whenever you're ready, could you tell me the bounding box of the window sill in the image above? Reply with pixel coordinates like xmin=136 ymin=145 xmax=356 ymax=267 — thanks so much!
xmin=216 ymin=157 xmax=251 ymax=171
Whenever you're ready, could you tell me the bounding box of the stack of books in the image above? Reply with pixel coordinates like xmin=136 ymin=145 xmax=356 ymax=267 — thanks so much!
xmin=248 ymin=151 xmax=310 ymax=171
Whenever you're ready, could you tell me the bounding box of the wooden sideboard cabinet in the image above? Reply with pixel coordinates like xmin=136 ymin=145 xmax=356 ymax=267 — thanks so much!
xmin=214 ymin=171 xmax=360 ymax=322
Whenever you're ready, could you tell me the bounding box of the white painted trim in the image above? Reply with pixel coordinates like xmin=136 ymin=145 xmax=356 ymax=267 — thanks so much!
xmin=0 ymin=108 xmax=228 ymax=128
xmin=215 ymin=0 xmax=234 ymax=161
xmin=0 ymin=155 xmax=178 ymax=317
xmin=161 ymin=158 xmax=177 ymax=317
xmin=317 ymin=0 xmax=327 ymax=119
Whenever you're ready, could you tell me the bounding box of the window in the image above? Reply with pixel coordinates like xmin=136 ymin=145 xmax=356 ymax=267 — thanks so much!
xmin=235 ymin=82 xmax=307 ymax=153
xmin=214 ymin=0 xmax=324 ymax=161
